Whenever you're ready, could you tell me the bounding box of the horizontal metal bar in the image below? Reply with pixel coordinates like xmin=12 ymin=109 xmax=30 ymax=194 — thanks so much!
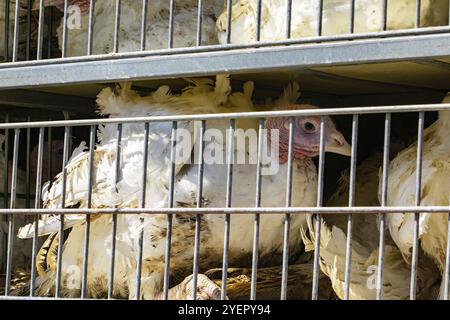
xmin=0 ymin=103 xmax=449 ymax=129
xmin=2 ymin=26 xmax=450 ymax=70
xmin=5 ymin=206 xmax=450 ymax=216
xmin=0 ymin=33 xmax=449 ymax=89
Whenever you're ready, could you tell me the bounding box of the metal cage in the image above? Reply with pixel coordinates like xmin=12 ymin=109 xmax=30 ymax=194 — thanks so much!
xmin=1 ymin=0 xmax=450 ymax=301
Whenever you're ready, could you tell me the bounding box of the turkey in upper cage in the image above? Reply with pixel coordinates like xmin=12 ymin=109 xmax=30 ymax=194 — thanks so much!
xmin=216 ymin=0 xmax=450 ymax=44
xmin=39 ymin=0 xmax=223 ymax=57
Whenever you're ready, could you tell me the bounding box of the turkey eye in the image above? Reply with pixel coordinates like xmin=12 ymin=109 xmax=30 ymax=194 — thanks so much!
xmin=303 ymin=121 xmax=316 ymax=133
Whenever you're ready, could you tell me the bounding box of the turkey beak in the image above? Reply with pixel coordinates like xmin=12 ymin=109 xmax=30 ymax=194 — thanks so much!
xmin=325 ymin=132 xmax=352 ymax=156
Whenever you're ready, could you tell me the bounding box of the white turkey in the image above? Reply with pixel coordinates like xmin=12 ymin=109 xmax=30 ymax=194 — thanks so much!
xmin=216 ymin=0 xmax=449 ymax=44
xmin=301 ymin=148 xmax=440 ymax=300
xmin=40 ymin=0 xmax=223 ymax=57
xmin=381 ymin=92 xmax=450 ymax=299
xmin=17 ymin=75 xmax=351 ymax=299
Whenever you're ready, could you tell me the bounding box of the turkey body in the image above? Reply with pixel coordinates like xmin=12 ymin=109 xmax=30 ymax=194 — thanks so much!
xmin=383 ymin=93 xmax=450 ymax=298
xmin=54 ymin=0 xmax=222 ymax=57
xmin=53 ymin=145 xmax=318 ymax=298
xmin=216 ymin=0 xmax=449 ymax=44
xmin=302 ymin=148 xmax=439 ymax=300
xmin=18 ymin=76 xmax=351 ymax=299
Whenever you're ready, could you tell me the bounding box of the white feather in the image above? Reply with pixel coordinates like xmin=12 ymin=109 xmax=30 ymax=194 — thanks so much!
xmin=217 ymin=0 xmax=449 ymax=44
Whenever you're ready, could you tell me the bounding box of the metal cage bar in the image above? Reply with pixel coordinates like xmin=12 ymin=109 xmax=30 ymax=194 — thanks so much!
xmin=81 ymin=125 xmax=96 ymax=298
xmin=29 ymin=127 xmax=44 ymax=296
xmin=4 ymin=128 xmax=20 ymax=295
xmin=192 ymin=120 xmax=206 ymax=300
xmin=113 ymin=0 xmax=122 ymax=54
xmin=61 ymin=0 xmax=69 ymax=58
xmin=1 ymin=103 xmax=450 ymax=302
xmin=0 ymin=104 xmax=449 ymax=129
xmin=140 ymin=0 xmax=149 ymax=51
xmin=221 ymin=119 xmax=235 ymax=300
xmin=168 ymin=0 xmax=175 ymax=49
xmin=55 ymin=126 xmax=71 ymax=297
xmin=250 ymin=118 xmax=265 ymax=300
xmin=135 ymin=122 xmax=150 ymax=300
xmin=280 ymin=116 xmax=295 ymax=300
xmin=162 ymin=121 xmax=178 ymax=300
xmin=376 ymin=112 xmax=391 ymax=300
xmin=410 ymin=111 xmax=425 ymax=300
xmin=343 ymin=114 xmax=359 ymax=300
xmin=0 ymin=0 xmax=449 ymax=67
xmin=107 ymin=123 xmax=123 ymax=299
xmin=311 ymin=115 xmax=326 ymax=300
xmin=87 ymin=0 xmax=96 ymax=55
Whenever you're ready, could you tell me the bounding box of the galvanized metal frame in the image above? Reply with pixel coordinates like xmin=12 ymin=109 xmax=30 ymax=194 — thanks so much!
xmin=1 ymin=0 xmax=450 ymax=301
xmin=1 ymin=32 xmax=450 ymax=90
xmin=0 ymin=103 xmax=449 ymax=301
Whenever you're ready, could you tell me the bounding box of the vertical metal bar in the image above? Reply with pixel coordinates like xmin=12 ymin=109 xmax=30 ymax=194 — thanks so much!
xmin=3 ymin=0 xmax=10 ymax=61
xmin=168 ymin=0 xmax=175 ymax=48
xmin=12 ymin=0 xmax=19 ymax=62
xmin=225 ymin=0 xmax=232 ymax=44
xmin=113 ymin=0 xmax=121 ymax=53
xmin=255 ymin=0 xmax=262 ymax=41
xmin=410 ymin=111 xmax=424 ymax=300
xmin=317 ymin=0 xmax=324 ymax=36
xmin=343 ymin=114 xmax=359 ymax=300
xmin=55 ymin=126 xmax=71 ymax=298
xmin=26 ymin=117 xmax=31 ymax=209
xmin=281 ymin=117 xmax=294 ymax=300
xmin=192 ymin=120 xmax=206 ymax=300
xmin=87 ymin=0 xmax=95 ymax=55
xmin=312 ymin=116 xmax=326 ymax=300
xmin=1 ymin=114 xmax=9 ymax=273
xmin=415 ymin=0 xmax=421 ymax=28
xmin=47 ymin=124 xmax=53 ymax=181
xmin=108 ymin=123 xmax=122 ymax=299
xmin=135 ymin=122 xmax=150 ymax=300
xmin=250 ymin=118 xmax=264 ymax=300
xmin=61 ymin=0 xmax=68 ymax=58
xmin=377 ymin=113 xmax=391 ymax=300
xmin=140 ymin=0 xmax=148 ymax=51
xmin=36 ymin=0 xmax=45 ymax=60
xmin=196 ymin=0 xmax=203 ymax=46
xmin=444 ymin=212 xmax=450 ymax=300
xmin=30 ymin=127 xmax=45 ymax=297
xmin=382 ymin=0 xmax=388 ymax=31
xmin=26 ymin=0 xmax=32 ymax=60
xmin=4 ymin=128 xmax=20 ymax=296
xmin=81 ymin=125 xmax=96 ymax=298
xmin=286 ymin=0 xmax=293 ymax=38
xmin=221 ymin=119 xmax=235 ymax=300
xmin=163 ymin=121 xmax=177 ymax=300
xmin=3 ymin=114 xmax=9 ymax=208
xmin=47 ymin=7 xmax=54 ymax=59
xmin=349 ymin=0 xmax=356 ymax=33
